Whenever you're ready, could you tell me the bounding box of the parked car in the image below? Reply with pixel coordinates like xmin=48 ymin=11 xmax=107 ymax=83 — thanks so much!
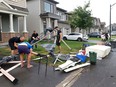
xmin=88 ymin=32 xmax=101 ymax=38
xmin=63 ymin=32 xmax=88 ymax=41
xmin=111 ymin=31 xmax=116 ymax=36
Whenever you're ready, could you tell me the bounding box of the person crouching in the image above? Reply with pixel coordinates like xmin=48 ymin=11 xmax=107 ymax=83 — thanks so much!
xmin=18 ymin=42 xmax=33 ymax=68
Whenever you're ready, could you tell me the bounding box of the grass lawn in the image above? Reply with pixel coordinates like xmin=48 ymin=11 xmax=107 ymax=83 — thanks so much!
xmin=88 ymin=36 xmax=116 ymax=41
xmin=111 ymin=35 xmax=116 ymax=39
xmin=0 ymin=40 xmax=95 ymax=66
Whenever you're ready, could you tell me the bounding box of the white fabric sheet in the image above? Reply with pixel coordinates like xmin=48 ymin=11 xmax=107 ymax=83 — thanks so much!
xmin=86 ymin=45 xmax=111 ymax=58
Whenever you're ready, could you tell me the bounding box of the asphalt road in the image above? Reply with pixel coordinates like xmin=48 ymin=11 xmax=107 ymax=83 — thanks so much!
xmin=72 ymin=51 xmax=116 ymax=87
xmin=0 ymin=62 xmax=70 ymax=87
xmin=0 ymin=40 xmax=114 ymax=87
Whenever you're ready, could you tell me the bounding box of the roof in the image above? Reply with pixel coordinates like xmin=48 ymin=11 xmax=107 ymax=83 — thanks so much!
xmin=47 ymin=0 xmax=59 ymax=4
xmin=10 ymin=5 xmax=28 ymax=12
xmin=56 ymin=7 xmax=67 ymax=12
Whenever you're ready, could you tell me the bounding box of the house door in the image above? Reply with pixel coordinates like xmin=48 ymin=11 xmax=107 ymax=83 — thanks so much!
xmin=0 ymin=16 xmax=2 ymax=41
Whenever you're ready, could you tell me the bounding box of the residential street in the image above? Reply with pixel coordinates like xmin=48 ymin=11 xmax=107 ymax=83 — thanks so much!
xmin=0 ymin=41 xmax=116 ymax=87
xmin=0 ymin=0 xmax=116 ymax=86
xmin=72 ymin=50 xmax=116 ymax=87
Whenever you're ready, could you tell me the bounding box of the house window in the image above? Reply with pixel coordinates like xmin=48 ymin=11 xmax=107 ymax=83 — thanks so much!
xmin=50 ymin=5 xmax=54 ymax=13
xmin=44 ymin=2 xmax=54 ymax=13
xmin=57 ymin=11 xmax=66 ymax=21
xmin=61 ymin=15 xmax=66 ymax=21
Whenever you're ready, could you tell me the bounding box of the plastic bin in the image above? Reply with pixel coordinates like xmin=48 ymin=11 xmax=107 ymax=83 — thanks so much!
xmin=89 ymin=51 xmax=97 ymax=65
xmin=76 ymin=54 xmax=87 ymax=63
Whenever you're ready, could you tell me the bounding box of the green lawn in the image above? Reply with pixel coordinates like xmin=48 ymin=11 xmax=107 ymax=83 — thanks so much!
xmin=88 ymin=36 xmax=116 ymax=41
xmin=0 ymin=40 xmax=96 ymax=57
xmin=33 ymin=40 xmax=95 ymax=54
xmin=111 ymin=35 xmax=116 ymax=39
xmin=0 ymin=40 xmax=95 ymax=66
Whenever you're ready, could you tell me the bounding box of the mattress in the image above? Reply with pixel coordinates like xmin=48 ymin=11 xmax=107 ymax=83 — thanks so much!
xmin=86 ymin=45 xmax=111 ymax=58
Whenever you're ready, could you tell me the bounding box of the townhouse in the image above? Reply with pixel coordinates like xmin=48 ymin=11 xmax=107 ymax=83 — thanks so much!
xmin=0 ymin=0 xmax=28 ymax=42
xmin=26 ymin=0 xmax=71 ymax=36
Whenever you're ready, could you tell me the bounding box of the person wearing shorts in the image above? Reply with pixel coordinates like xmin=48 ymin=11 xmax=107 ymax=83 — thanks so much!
xmin=54 ymin=26 xmax=62 ymax=53
xmin=8 ymin=36 xmax=25 ymax=55
xmin=18 ymin=42 xmax=33 ymax=68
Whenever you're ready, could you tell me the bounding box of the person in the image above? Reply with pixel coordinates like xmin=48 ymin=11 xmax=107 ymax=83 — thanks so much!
xmin=30 ymin=30 xmax=39 ymax=48
xmin=101 ymin=33 xmax=105 ymax=41
xmin=18 ymin=41 xmax=48 ymax=68
xmin=105 ymin=33 xmax=109 ymax=41
xmin=8 ymin=36 xmax=25 ymax=55
xmin=18 ymin=41 xmax=33 ymax=68
xmin=54 ymin=26 xmax=62 ymax=53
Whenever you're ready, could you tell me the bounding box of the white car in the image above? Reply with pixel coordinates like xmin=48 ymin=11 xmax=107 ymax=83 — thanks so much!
xmin=63 ymin=32 xmax=88 ymax=41
xmin=111 ymin=31 xmax=116 ymax=36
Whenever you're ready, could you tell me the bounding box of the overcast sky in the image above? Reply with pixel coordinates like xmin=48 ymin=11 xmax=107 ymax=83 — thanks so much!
xmin=56 ymin=0 xmax=116 ymax=26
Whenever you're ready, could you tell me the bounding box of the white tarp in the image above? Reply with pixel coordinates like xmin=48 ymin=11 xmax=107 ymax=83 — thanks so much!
xmin=86 ymin=45 xmax=111 ymax=58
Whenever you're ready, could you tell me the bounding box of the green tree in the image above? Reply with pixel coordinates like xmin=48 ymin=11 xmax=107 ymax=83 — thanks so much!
xmin=68 ymin=1 xmax=93 ymax=33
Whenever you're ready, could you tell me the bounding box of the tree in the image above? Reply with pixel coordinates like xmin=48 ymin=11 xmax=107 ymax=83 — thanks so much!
xmin=68 ymin=1 xmax=93 ymax=33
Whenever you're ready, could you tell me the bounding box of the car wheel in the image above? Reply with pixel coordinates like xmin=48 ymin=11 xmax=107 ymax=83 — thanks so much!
xmin=63 ymin=37 xmax=67 ymax=40
xmin=77 ymin=38 xmax=82 ymax=41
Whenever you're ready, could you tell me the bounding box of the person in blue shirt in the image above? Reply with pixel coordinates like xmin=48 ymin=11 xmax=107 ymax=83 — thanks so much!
xmin=18 ymin=41 xmax=49 ymax=68
xmin=18 ymin=42 xmax=33 ymax=68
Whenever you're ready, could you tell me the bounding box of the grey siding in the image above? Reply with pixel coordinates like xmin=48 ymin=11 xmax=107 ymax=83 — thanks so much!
xmin=58 ymin=22 xmax=71 ymax=35
xmin=18 ymin=17 xmax=24 ymax=34
xmin=2 ymin=14 xmax=10 ymax=32
xmin=13 ymin=16 xmax=18 ymax=32
xmin=27 ymin=0 xmax=41 ymax=36
xmin=4 ymin=0 xmax=27 ymax=8
xmin=58 ymin=23 xmax=70 ymax=29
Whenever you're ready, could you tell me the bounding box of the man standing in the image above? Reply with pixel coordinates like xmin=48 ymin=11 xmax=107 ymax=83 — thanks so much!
xmin=54 ymin=26 xmax=62 ymax=53
xmin=8 ymin=36 xmax=25 ymax=55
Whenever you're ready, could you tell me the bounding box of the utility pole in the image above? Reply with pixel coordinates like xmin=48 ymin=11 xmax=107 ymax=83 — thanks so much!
xmin=109 ymin=3 xmax=116 ymax=41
